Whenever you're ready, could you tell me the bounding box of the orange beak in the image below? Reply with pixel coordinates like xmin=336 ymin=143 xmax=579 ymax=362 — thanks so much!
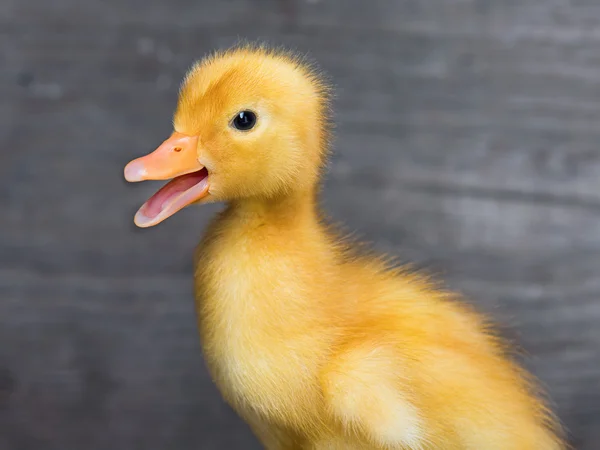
xmin=124 ymin=132 xmax=210 ymax=228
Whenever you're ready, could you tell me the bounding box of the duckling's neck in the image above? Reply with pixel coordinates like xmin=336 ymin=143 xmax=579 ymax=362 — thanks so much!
xmin=227 ymin=188 xmax=320 ymax=229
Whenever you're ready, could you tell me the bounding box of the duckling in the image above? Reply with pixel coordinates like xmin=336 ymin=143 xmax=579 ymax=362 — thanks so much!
xmin=124 ymin=44 xmax=565 ymax=449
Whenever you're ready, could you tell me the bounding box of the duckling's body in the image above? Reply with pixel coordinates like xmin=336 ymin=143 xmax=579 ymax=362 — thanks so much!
xmin=195 ymin=195 xmax=562 ymax=450
xmin=125 ymin=45 xmax=565 ymax=449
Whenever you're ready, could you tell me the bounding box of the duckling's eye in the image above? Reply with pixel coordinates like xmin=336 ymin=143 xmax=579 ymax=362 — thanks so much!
xmin=232 ymin=110 xmax=257 ymax=131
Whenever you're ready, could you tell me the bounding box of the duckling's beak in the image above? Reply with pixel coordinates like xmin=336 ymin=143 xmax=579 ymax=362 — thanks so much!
xmin=124 ymin=132 xmax=209 ymax=228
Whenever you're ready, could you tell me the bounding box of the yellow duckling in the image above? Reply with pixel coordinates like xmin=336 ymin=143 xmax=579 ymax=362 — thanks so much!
xmin=124 ymin=44 xmax=565 ymax=449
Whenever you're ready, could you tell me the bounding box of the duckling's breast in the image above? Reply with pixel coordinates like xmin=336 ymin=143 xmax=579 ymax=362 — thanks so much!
xmin=193 ymin=228 xmax=335 ymax=431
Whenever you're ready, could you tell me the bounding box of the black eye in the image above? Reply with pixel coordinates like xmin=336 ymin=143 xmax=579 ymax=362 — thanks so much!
xmin=232 ymin=110 xmax=257 ymax=131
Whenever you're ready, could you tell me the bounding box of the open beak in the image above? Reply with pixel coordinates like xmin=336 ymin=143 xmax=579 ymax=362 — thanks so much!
xmin=124 ymin=132 xmax=210 ymax=228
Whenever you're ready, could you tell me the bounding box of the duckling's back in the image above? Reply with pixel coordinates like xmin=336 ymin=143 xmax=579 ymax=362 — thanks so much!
xmin=320 ymin=259 xmax=565 ymax=449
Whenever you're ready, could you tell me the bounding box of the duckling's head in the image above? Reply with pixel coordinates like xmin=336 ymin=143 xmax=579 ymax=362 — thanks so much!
xmin=124 ymin=44 xmax=331 ymax=227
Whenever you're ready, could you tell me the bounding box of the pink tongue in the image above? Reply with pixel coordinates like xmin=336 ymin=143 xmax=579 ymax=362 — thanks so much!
xmin=142 ymin=170 xmax=207 ymax=218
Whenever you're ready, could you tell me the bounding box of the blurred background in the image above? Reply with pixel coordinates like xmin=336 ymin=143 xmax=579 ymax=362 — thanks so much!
xmin=1 ymin=0 xmax=600 ymax=448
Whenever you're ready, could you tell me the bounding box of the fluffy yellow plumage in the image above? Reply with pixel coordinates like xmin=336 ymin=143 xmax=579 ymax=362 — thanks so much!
xmin=125 ymin=44 xmax=566 ymax=449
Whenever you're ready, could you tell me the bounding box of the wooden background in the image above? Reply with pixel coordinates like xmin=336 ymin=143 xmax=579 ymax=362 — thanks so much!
xmin=1 ymin=0 xmax=599 ymax=448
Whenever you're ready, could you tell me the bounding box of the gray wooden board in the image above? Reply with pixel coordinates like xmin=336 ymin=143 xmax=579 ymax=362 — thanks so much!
xmin=1 ymin=0 xmax=599 ymax=448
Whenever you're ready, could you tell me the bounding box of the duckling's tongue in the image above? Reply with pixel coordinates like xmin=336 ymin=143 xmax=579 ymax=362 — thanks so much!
xmin=136 ymin=168 xmax=209 ymax=225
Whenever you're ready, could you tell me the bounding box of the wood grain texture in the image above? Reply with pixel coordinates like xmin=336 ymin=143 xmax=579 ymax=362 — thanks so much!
xmin=1 ymin=0 xmax=599 ymax=448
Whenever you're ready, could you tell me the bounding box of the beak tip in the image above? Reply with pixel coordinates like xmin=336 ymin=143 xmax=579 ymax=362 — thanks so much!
xmin=134 ymin=210 xmax=156 ymax=228
xmin=124 ymin=161 xmax=147 ymax=182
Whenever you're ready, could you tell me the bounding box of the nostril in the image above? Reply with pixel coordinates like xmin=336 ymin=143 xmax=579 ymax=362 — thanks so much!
xmin=173 ymin=147 xmax=182 ymax=153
